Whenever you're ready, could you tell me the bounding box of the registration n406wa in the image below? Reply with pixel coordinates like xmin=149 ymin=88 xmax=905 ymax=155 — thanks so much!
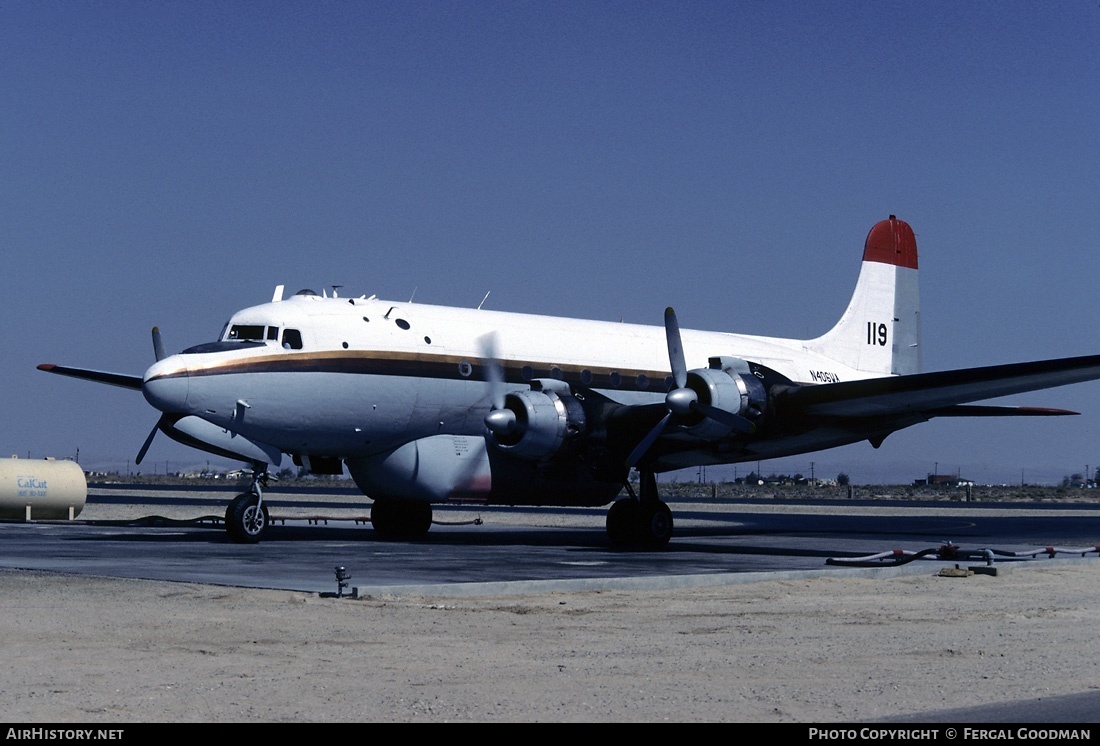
xmin=39 ymin=217 xmax=1100 ymax=546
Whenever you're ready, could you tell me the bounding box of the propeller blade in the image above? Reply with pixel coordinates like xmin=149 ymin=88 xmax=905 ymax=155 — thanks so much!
xmin=135 ymin=419 xmax=162 ymax=465
xmin=477 ymin=332 xmax=505 ymax=410
xmin=626 ymin=412 xmax=672 ymax=468
xmin=664 ymin=307 xmax=687 ymax=390
xmin=152 ymin=327 xmax=165 ymax=362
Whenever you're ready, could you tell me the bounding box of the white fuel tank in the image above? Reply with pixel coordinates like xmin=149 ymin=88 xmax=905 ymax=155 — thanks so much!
xmin=0 ymin=457 xmax=87 ymax=520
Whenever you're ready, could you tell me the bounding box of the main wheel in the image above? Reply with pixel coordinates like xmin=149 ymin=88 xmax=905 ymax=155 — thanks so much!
xmin=637 ymin=501 xmax=673 ymax=548
xmin=370 ymin=499 xmax=433 ymax=539
xmin=606 ymin=499 xmax=641 ymax=548
xmin=225 ymin=492 xmax=270 ymax=544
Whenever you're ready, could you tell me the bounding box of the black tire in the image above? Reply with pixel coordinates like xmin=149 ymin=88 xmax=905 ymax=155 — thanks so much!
xmin=637 ymin=501 xmax=674 ymax=548
xmin=606 ymin=499 xmax=640 ymax=548
xmin=225 ymin=492 xmax=270 ymax=544
xmin=403 ymin=500 xmax=433 ymax=537
xmin=370 ymin=500 xmax=433 ymax=539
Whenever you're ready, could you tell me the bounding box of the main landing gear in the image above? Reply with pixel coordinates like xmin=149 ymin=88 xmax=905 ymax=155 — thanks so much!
xmin=370 ymin=499 xmax=433 ymax=539
xmin=225 ymin=466 xmax=271 ymax=544
xmin=607 ymin=471 xmax=674 ymax=549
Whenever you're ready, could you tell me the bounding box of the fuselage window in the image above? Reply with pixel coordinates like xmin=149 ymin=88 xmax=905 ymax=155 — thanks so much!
xmin=267 ymin=327 xmax=279 ymax=341
xmin=636 ymin=374 xmax=649 ymax=390
xmin=609 ymin=371 xmax=622 ymax=387
xmin=395 ymin=318 xmax=411 ymax=330
xmin=228 ymin=325 xmax=265 ymax=341
xmin=282 ymin=329 xmax=303 ymax=350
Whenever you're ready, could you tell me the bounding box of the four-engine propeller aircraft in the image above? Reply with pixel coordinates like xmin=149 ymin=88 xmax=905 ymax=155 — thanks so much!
xmin=39 ymin=216 xmax=1100 ymax=546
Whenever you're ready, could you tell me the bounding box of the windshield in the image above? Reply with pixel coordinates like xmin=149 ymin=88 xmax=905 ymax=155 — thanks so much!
xmin=227 ymin=324 xmax=266 ymax=341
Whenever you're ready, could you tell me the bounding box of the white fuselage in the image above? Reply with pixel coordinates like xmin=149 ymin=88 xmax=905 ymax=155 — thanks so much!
xmin=142 ymin=290 xmax=885 ymax=463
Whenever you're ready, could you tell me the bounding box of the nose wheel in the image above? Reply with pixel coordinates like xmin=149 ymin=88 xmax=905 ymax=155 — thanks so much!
xmin=225 ymin=466 xmax=272 ymax=544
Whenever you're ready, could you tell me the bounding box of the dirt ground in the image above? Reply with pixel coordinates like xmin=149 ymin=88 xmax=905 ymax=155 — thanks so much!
xmin=2 ymin=560 xmax=1099 ymax=722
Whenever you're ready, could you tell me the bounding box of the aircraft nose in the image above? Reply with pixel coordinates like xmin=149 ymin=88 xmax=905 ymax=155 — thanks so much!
xmin=142 ymin=357 xmax=189 ymax=413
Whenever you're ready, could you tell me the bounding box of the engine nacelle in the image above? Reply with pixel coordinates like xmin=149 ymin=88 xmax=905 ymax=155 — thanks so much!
xmin=490 ymin=380 xmax=586 ymax=460
xmin=682 ymin=357 xmax=767 ymax=440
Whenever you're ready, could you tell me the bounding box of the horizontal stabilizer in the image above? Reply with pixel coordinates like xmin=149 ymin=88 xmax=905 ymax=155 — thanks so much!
xmin=37 ymin=364 xmax=143 ymax=391
xmin=785 ymin=354 xmax=1100 ymax=418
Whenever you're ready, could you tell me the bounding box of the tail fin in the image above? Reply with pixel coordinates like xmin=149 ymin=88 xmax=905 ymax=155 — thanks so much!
xmin=804 ymin=216 xmax=921 ymax=376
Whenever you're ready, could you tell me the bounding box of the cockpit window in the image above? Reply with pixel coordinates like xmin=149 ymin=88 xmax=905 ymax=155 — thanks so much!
xmin=228 ymin=325 xmax=266 ymax=341
xmin=282 ymin=329 xmax=303 ymax=350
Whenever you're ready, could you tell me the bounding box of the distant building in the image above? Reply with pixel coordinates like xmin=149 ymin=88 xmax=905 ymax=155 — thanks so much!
xmin=913 ymin=474 xmax=970 ymax=487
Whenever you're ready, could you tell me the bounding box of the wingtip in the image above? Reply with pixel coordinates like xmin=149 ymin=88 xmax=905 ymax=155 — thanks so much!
xmin=37 ymin=364 xmax=55 ymax=372
xmin=1028 ymin=407 xmax=1079 ymax=416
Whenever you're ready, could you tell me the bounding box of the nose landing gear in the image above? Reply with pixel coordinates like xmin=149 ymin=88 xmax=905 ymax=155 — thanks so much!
xmin=225 ymin=466 xmax=272 ymax=544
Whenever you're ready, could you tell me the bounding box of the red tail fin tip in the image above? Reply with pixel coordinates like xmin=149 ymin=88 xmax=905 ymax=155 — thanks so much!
xmin=862 ymin=216 xmax=918 ymax=269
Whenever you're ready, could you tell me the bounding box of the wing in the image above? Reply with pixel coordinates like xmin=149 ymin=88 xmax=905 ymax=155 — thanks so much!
xmin=608 ymin=354 xmax=1100 ymax=472
xmin=36 ymin=363 xmax=143 ymax=391
xmin=782 ymin=354 xmax=1100 ymax=418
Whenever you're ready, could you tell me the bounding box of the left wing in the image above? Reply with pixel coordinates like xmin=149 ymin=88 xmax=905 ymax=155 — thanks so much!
xmin=607 ymin=352 xmax=1100 ymax=471
xmin=781 ymin=354 xmax=1100 ymax=418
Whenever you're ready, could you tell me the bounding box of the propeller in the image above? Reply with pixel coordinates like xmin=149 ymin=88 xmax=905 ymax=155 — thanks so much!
xmin=626 ymin=307 xmax=756 ymax=468
xmin=478 ymin=332 xmax=518 ymax=437
xmin=135 ymin=417 xmax=165 ymax=465
xmin=135 ymin=327 xmax=168 ymax=465
xmin=152 ymin=326 xmax=165 ymax=362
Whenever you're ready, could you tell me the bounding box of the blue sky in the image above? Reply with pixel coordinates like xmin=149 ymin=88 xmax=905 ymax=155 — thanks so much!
xmin=3 ymin=1 xmax=1099 ymax=485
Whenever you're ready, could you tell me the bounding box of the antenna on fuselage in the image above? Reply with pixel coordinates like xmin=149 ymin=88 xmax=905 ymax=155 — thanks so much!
xmin=478 ymin=291 xmax=490 ymax=310
xmin=408 ymin=287 xmax=417 ymax=303
xmin=331 ymin=285 xmax=342 ymax=298
xmin=271 ymin=285 xmax=285 ymax=303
